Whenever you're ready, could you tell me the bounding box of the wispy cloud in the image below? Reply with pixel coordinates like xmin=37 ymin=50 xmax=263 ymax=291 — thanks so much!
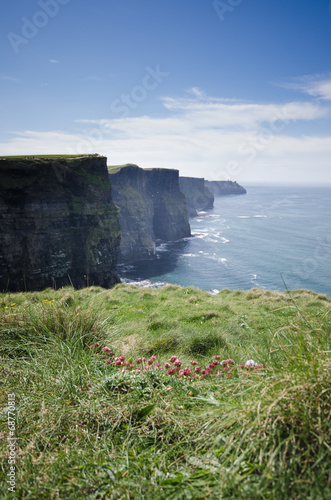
xmin=278 ymin=74 xmax=331 ymax=101
xmin=1 ymin=91 xmax=330 ymax=185
xmin=1 ymin=75 xmax=20 ymax=83
xmin=49 ymin=59 xmax=59 ymax=64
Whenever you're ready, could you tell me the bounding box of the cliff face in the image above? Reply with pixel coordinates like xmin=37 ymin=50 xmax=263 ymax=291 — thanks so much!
xmin=109 ymin=165 xmax=191 ymax=263
xmin=179 ymin=177 xmax=214 ymax=217
xmin=0 ymin=156 xmax=121 ymax=292
xmin=204 ymin=180 xmax=247 ymax=197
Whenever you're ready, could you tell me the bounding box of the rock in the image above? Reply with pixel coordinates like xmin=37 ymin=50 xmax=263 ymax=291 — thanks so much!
xmin=204 ymin=180 xmax=247 ymax=197
xmin=0 ymin=155 xmax=121 ymax=291
xmin=179 ymin=177 xmax=214 ymax=217
xmin=109 ymin=164 xmax=191 ymax=263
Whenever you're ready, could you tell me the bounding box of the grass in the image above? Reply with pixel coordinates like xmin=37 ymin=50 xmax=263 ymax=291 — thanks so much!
xmin=0 ymin=284 xmax=330 ymax=499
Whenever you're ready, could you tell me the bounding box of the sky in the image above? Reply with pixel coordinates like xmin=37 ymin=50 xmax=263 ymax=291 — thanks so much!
xmin=1 ymin=0 xmax=331 ymax=186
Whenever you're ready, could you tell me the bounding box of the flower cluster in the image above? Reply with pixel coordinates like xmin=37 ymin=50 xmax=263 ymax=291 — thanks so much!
xmin=91 ymin=345 xmax=266 ymax=380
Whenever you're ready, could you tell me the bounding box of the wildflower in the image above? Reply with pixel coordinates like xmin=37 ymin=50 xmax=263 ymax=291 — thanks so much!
xmin=178 ymin=369 xmax=185 ymax=377
xmin=155 ymin=363 xmax=161 ymax=368
xmin=147 ymin=359 xmax=154 ymax=365
xmin=214 ymin=355 xmax=221 ymax=360
xmin=115 ymin=360 xmax=122 ymax=366
xmin=227 ymin=359 xmax=235 ymax=365
xmin=174 ymin=359 xmax=182 ymax=368
xmin=190 ymin=360 xmax=198 ymax=365
xmin=201 ymin=369 xmax=206 ymax=375
xmin=105 ymin=359 xmax=112 ymax=364
xmin=95 ymin=343 xmax=100 ymax=347
xmin=151 ymin=355 xmax=157 ymax=360
xmin=101 ymin=347 xmax=112 ymax=352
xmin=212 ymin=360 xmax=219 ymax=366
xmin=245 ymin=359 xmax=255 ymax=368
xmin=169 ymin=356 xmax=178 ymax=363
xmin=183 ymin=368 xmax=192 ymax=376
xmin=194 ymin=366 xmax=201 ymax=373
xmin=167 ymin=368 xmax=175 ymax=375
xmin=228 ymin=373 xmax=233 ymax=379
xmin=164 ymin=362 xmax=171 ymax=369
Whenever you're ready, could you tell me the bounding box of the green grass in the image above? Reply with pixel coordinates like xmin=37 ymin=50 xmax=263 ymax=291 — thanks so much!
xmin=1 ymin=284 xmax=330 ymax=499
xmin=0 ymin=155 xmax=96 ymax=160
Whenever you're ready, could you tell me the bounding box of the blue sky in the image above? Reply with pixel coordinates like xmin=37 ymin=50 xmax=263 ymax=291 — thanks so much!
xmin=1 ymin=0 xmax=331 ymax=185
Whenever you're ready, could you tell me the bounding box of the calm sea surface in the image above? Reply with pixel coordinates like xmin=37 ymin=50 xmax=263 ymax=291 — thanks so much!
xmin=118 ymin=185 xmax=331 ymax=295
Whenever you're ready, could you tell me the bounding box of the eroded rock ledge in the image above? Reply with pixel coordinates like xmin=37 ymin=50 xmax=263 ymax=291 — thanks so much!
xmin=108 ymin=164 xmax=191 ymax=263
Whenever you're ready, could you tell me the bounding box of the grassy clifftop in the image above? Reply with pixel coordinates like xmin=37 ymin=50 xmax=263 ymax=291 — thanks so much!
xmin=1 ymin=285 xmax=330 ymax=498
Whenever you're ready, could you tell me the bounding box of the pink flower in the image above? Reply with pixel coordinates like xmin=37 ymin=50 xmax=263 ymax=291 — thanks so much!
xmin=178 ymin=369 xmax=185 ymax=377
xmin=227 ymin=359 xmax=235 ymax=365
xmin=167 ymin=368 xmax=175 ymax=375
xmin=214 ymin=355 xmax=221 ymax=360
xmin=147 ymin=359 xmax=154 ymax=365
xmin=115 ymin=360 xmax=122 ymax=366
xmin=213 ymin=360 xmax=219 ymax=366
xmin=245 ymin=359 xmax=255 ymax=368
xmin=151 ymin=355 xmax=157 ymax=360
xmin=136 ymin=358 xmax=142 ymax=364
xmin=101 ymin=347 xmax=112 ymax=352
xmin=228 ymin=373 xmax=233 ymax=379
xmin=194 ymin=366 xmax=201 ymax=373
xmin=183 ymin=368 xmax=192 ymax=376
xmin=95 ymin=343 xmax=100 ymax=347
xmin=201 ymin=369 xmax=206 ymax=375
xmin=155 ymin=363 xmax=161 ymax=368
xmin=190 ymin=360 xmax=198 ymax=365
xmin=174 ymin=359 xmax=182 ymax=367
xmin=105 ymin=359 xmax=112 ymax=364
xmin=170 ymin=356 xmax=178 ymax=363
xmin=164 ymin=362 xmax=171 ymax=369
xmin=119 ymin=355 xmax=125 ymax=361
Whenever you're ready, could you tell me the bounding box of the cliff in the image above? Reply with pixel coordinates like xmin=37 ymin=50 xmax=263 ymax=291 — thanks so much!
xmin=108 ymin=165 xmax=191 ymax=263
xmin=0 ymin=155 xmax=121 ymax=291
xmin=179 ymin=176 xmax=214 ymax=217
xmin=204 ymin=180 xmax=247 ymax=197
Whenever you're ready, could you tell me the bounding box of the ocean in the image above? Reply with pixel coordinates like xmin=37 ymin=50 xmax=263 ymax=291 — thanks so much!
xmin=118 ymin=185 xmax=331 ymax=296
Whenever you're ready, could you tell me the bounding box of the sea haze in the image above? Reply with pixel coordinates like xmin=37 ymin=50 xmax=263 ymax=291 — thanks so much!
xmin=118 ymin=186 xmax=331 ymax=295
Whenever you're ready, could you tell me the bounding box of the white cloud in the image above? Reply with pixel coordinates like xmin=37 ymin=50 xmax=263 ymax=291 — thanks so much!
xmin=1 ymin=92 xmax=330 ymax=185
xmin=49 ymin=59 xmax=59 ymax=64
xmin=278 ymin=74 xmax=331 ymax=101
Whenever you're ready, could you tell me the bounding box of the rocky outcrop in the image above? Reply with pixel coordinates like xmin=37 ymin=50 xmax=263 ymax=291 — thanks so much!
xmin=179 ymin=177 xmax=214 ymax=217
xmin=204 ymin=180 xmax=247 ymax=197
xmin=108 ymin=165 xmax=191 ymax=263
xmin=0 ymin=155 xmax=121 ymax=292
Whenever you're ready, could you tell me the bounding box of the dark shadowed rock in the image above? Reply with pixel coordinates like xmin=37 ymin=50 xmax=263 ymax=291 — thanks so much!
xmin=108 ymin=164 xmax=191 ymax=263
xmin=179 ymin=176 xmax=214 ymax=217
xmin=0 ymin=155 xmax=121 ymax=291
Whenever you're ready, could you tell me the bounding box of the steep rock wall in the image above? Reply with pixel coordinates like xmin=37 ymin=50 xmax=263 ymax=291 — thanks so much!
xmin=179 ymin=176 xmax=214 ymax=217
xmin=205 ymin=180 xmax=247 ymax=197
xmin=109 ymin=165 xmax=191 ymax=263
xmin=0 ymin=155 xmax=121 ymax=291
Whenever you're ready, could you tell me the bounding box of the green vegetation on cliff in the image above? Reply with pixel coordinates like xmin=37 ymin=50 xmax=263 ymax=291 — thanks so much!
xmin=1 ymin=285 xmax=330 ymax=499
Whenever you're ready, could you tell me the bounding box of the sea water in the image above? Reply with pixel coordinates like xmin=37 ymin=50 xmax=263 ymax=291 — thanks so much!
xmin=118 ymin=185 xmax=331 ymax=295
